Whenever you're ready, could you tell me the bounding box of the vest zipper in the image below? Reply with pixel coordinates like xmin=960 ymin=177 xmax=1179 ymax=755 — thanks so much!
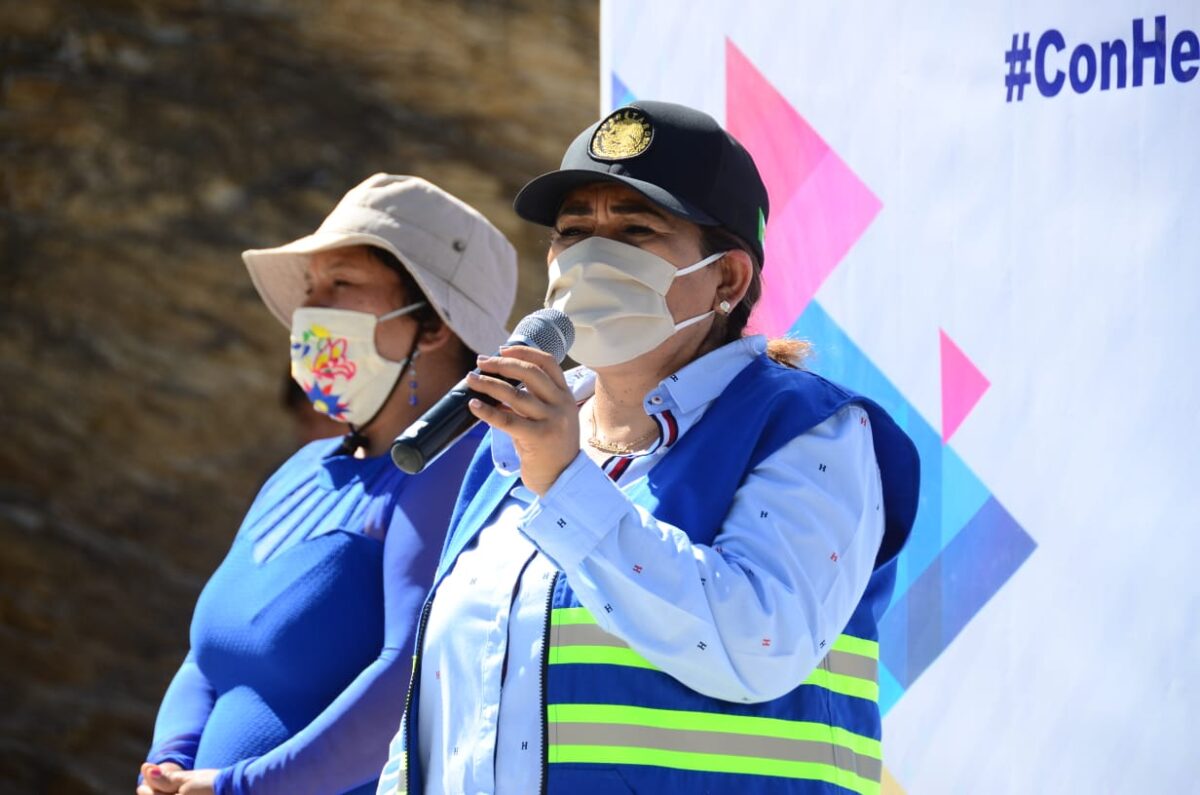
xmin=538 ymin=570 xmax=559 ymax=795
xmin=403 ymin=595 xmax=435 ymax=795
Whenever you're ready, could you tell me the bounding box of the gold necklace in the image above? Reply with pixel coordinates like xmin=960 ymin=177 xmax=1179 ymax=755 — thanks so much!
xmin=586 ymin=400 xmax=659 ymax=455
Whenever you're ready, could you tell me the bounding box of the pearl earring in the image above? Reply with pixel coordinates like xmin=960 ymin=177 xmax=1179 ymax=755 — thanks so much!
xmin=719 ymin=299 xmax=732 ymax=314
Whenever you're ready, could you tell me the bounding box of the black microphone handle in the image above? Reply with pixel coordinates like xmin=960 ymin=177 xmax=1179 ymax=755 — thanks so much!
xmin=390 ymin=308 xmax=573 ymax=476
xmin=389 ymin=372 xmax=515 ymax=475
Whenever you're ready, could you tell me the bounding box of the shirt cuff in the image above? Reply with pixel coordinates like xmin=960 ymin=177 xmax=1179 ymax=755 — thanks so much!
xmin=146 ymin=753 xmax=194 ymax=771
xmin=519 ymin=451 xmax=631 ymax=571
xmin=490 ymin=427 xmax=521 ymax=476
xmin=214 ymin=758 xmax=256 ymax=795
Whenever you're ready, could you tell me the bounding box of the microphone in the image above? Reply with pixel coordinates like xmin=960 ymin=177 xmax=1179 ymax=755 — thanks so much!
xmin=390 ymin=308 xmax=575 ymax=474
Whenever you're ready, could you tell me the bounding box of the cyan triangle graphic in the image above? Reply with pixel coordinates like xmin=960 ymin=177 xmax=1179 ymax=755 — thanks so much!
xmin=791 ymin=300 xmax=1035 ymax=713
xmin=878 ymin=657 xmax=904 ymax=717
xmin=941 ymin=444 xmax=990 ymax=548
xmin=611 ymin=71 xmax=637 ymax=109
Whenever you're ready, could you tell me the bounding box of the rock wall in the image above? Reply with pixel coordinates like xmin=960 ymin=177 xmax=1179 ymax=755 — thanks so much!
xmin=0 ymin=1 xmax=597 ymax=790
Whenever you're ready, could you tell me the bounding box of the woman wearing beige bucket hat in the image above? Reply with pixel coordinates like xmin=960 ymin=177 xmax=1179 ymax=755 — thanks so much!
xmin=137 ymin=174 xmax=516 ymax=795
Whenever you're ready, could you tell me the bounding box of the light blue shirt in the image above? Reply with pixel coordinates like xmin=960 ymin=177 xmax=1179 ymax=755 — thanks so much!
xmin=392 ymin=337 xmax=884 ymax=795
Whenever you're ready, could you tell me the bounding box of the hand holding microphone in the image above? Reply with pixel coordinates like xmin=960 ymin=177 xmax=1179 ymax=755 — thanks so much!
xmin=391 ymin=309 xmax=574 ymax=477
xmin=465 ymin=336 xmax=584 ymax=497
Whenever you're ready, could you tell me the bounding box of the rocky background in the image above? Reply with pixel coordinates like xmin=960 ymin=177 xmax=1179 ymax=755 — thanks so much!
xmin=0 ymin=1 xmax=597 ymax=791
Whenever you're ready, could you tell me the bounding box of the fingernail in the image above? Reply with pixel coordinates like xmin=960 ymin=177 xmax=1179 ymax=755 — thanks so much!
xmin=148 ymin=767 xmax=162 ymax=778
xmin=476 ymin=354 xmax=489 ymax=362
xmin=468 ymin=398 xmax=482 ymax=408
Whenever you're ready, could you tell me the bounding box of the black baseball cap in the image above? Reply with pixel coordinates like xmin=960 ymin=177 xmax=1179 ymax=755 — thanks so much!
xmin=514 ymin=100 xmax=770 ymax=265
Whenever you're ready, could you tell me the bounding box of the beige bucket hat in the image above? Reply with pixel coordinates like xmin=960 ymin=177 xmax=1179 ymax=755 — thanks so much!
xmin=243 ymin=173 xmax=517 ymax=354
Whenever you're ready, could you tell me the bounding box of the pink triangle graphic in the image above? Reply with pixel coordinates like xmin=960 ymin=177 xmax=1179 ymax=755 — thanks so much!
xmin=939 ymin=329 xmax=990 ymax=443
xmin=726 ymin=39 xmax=882 ymax=337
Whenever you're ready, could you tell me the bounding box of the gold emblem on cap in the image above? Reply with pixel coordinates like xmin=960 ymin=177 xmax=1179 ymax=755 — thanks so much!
xmin=590 ymin=108 xmax=653 ymax=160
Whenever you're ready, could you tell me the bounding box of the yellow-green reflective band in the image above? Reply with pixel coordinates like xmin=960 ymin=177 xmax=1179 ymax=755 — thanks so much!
xmin=551 ymin=606 xmax=598 ymax=626
xmin=551 ymin=615 xmax=879 ymax=701
xmin=548 ymin=703 xmax=881 ymax=760
xmin=552 ymin=723 xmax=882 ymax=781
xmin=552 ymin=623 xmax=629 ymax=649
xmin=549 ymin=612 xmax=657 ymax=668
xmin=820 ymin=650 xmax=878 ymax=684
xmin=549 ymin=644 xmax=659 ymax=670
xmin=832 ymin=634 xmax=879 ymax=660
xmin=548 ymin=703 xmax=882 ymax=790
xmin=548 ymin=746 xmax=880 ymax=795
xmin=802 ymin=666 xmax=879 ymax=702
xmin=553 ymin=612 xmax=878 ymax=658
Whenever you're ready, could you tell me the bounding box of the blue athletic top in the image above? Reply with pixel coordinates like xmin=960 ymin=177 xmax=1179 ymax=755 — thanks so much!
xmin=146 ymin=429 xmax=480 ymax=795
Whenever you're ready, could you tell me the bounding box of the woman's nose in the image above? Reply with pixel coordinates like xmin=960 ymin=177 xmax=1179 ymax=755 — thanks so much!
xmin=301 ymin=283 xmax=331 ymax=308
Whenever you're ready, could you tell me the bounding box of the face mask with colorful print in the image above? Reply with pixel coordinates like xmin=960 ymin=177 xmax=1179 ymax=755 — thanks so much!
xmin=289 ymin=302 xmax=424 ymax=427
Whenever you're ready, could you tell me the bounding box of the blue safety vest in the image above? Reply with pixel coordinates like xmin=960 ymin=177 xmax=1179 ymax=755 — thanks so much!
xmin=398 ymin=353 xmax=919 ymax=795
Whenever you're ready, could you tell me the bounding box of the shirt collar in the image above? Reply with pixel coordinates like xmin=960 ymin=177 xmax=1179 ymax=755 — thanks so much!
xmin=649 ymin=334 xmax=765 ymax=417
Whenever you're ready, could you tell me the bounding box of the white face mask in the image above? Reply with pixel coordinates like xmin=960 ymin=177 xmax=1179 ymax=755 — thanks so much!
xmin=289 ymin=302 xmax=425 ymax=427
xmin=544 ymin=236 xmax=725 ymax=368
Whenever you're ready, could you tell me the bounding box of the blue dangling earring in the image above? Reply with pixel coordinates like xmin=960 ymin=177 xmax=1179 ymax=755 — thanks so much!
xmin=407 ymin=349 xmax=421 ymax=406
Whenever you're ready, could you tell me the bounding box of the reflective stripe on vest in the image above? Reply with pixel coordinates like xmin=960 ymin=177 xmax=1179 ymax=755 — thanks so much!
xmin=548 ymin=607 xmax=880 ymax=701
xmin=547 ymin=703 xmax=882 ymax=795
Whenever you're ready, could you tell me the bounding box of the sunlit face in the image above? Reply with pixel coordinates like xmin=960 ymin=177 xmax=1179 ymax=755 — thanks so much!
xmin=302 ymin=245 xmax=416 ymax=362
xmin=549 ymin=183 xmax=721 ymax=329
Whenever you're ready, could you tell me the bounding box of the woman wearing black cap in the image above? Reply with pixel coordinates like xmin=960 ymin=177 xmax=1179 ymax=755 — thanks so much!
xmin=379 ymin=103 xmax=920 ymax=795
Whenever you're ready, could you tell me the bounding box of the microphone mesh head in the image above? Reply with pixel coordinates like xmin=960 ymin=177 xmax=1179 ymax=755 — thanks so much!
xmin=511 ymin=308 xmax=575 ymax=363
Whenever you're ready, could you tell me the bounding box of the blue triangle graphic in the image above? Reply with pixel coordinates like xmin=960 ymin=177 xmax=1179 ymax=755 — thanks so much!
xmin=611 ymin=72 xmax=637 ymax=109
xmin=790 ymin=300 xmax=1035 ymax=713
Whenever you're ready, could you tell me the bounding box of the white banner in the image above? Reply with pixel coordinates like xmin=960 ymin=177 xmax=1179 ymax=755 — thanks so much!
xmin=602 ymin=2 xmax=1200 ymax=792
